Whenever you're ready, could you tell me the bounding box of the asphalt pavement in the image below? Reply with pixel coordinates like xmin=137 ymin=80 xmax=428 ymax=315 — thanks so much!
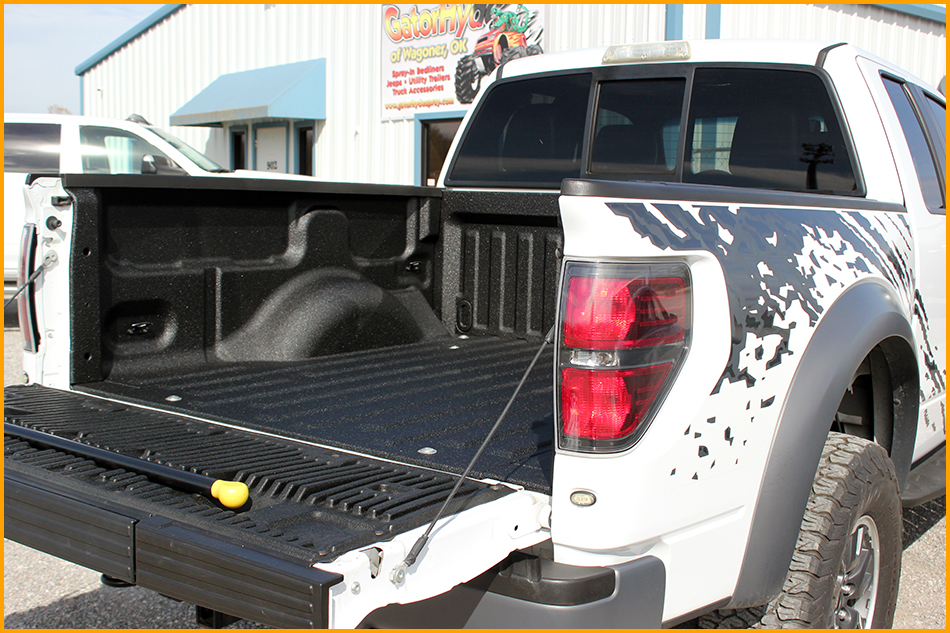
xmin=3 ymin=311 xmax=946 ymax=628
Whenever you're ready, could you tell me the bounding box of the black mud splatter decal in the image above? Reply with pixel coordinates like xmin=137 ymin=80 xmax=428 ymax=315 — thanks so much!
xmin=608 ymin=202 xmax=940 ymax=392
xmin=606 ymin=201 xmax=944 ymax=482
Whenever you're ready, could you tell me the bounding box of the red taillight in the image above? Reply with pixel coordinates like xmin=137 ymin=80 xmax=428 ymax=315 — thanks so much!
xmin=564 ymin=276 xmax=685 ymax=349
xmin=561 ymin=364 xmax=672 ymax=440
xmin=558 ymin=263 xmax=690 ymax=453
xmin=18 ymin=224 xmax=39 ymax=353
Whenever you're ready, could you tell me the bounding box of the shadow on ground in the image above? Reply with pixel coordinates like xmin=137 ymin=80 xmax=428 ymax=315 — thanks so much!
xmin=2 ymin=584 xmax=269 ymax=629
xmin=902 ymin=495 xmax=946 ymax=548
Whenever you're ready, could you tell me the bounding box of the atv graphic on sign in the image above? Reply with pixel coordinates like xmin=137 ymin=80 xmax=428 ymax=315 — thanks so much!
xmin=455 ymin=4 xmax=543 ymax=104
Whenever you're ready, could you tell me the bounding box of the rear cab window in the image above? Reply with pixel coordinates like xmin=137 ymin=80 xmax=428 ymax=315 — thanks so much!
xmin=446 ymin=64 xmax=860 ymax=196
xmin=447 ymin=73 xmax=591 ymax=186
xmin=4 ymin=123 xmax=61 ymax=173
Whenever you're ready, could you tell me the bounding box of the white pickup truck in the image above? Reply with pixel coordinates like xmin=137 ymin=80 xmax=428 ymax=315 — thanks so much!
xmin=3 ymin=113 xmax=233 ymax=301
xmin=4 ymin=39 xmax=945 ymax=629
xmin=4 ymin=113 xmax=312 ymax=302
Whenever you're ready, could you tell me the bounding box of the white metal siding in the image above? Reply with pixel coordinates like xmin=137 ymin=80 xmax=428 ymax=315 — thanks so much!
xmin=719 ymin=4 xmax=946 ymax=88
xmin=80 ymin=4 xmax=945 ymax=185
xmin=82 ymin=4 xmax=417 ymax=185
xmin=544 ymin=4 xmax=667 ymax=51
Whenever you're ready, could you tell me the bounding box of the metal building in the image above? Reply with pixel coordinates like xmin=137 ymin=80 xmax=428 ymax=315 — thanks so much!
xmin=76 ymin=3 xmax=946 ymax=185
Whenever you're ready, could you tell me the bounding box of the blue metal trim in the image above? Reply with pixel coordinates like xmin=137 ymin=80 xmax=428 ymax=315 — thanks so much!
xmin=170 ymin=59 xmax=327 ymax=126
xmin=878 ymin=4 xmax=946 ymax=24
xmin=413 ymin=110 xmax=466 ymax=186
xmin=665 ymin=4 xmax=684 ymax=41
xmin=705 ymin=4 xmax=721 ymax=39
xmin=75 ymin=5 xmax=185 ymax=75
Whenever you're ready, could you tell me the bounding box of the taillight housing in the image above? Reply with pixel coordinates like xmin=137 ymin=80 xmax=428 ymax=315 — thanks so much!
xmin=558 ymin=261 xmax=691 ymax=453
xmin=18 ymin=224 xmax=40 ymax=353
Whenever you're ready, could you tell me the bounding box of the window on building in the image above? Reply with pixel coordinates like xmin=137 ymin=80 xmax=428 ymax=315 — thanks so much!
xmin=4 ymin=123 xmax=61 ymax=173
xmin=297 ymin=125 xmax=314 ymax=176
xmin=79 ymin=126 xmax=184 ymax=175
xmin=421 ymin=119 xmax=462 ymax=186
xmin=232 ymin=129 xmax=247 ymax=170
xmin=882 ymin=77 xmax=945 ymax=212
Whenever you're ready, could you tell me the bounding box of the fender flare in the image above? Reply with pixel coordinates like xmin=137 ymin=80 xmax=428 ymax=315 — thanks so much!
xmin=729 ymin=279 xmax=918 ymax=607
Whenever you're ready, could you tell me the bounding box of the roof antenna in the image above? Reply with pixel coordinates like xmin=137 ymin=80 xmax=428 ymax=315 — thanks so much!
xmin=126 ymin=113 xmax=151 ymax=125
xmin=390 ymin=324 xmax=556 ymax=586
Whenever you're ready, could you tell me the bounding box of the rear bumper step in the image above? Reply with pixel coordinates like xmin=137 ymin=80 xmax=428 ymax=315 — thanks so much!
xmin=5 ymin=471 xmax=343 ymax=628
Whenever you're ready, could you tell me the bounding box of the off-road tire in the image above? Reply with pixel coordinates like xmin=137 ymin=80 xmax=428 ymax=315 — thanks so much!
xmin=525 ymin=44 xmax=543 ymax=56
xmin=454 ymin=54 xmax=481 ymax=104
xmin=698 ymin=433 xmax=902 ymax=629
xmin=499 ymin=45 xmax=527 ymax=66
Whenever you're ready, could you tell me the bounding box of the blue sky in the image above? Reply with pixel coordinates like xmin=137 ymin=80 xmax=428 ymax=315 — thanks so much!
xmin=4 ymin=4 xmax=164 ymax=114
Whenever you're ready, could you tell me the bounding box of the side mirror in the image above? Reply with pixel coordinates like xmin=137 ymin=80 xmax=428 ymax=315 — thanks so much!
xmin=141 ymin=154 xmax=187 ymax=175
xmin=141 ymin=154 xmax=158 ymax=174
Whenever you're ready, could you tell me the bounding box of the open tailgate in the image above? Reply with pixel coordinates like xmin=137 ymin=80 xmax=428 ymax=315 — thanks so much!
xmin=4 ymin=384 xmax=550 ymax=628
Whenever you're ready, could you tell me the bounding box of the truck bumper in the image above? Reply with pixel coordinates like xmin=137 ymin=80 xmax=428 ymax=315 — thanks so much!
xmin=5 ymin=470 xmax=343 ymax=628
xmin=360 ymin=554 xmax=666 ymax=628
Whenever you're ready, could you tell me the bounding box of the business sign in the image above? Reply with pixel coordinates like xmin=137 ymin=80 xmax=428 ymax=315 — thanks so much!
xmin=381 ymin=3 xmax=545 ymax=120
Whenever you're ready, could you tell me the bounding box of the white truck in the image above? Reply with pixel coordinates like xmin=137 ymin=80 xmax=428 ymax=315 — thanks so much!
xmin=4 ymin=113 xmax=311 ymax=302
xmin=4 ymin=40 xmax=945 ymax=629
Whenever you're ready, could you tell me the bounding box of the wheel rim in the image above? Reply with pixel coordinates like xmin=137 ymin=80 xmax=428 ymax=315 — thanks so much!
xmin=834 ymin=515 xmax=880 ymax=628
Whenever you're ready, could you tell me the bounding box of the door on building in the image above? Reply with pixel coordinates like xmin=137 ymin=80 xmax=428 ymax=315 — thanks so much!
xmin=297 ymin=125 xmax=314 ymax=176
xmin=421 ymin=119 xmax=462 ymax=186
xmin=231 ymin=129 xmax=247 ymax=170
xmin=255 ymin=126 xmax=287 ymax=173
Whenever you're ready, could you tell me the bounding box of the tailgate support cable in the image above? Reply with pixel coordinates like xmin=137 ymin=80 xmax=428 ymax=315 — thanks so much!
xmin=4 ymin=252 xmax=57 ymax=309
xmin=392 ymin=325 xmax=556 ymax=584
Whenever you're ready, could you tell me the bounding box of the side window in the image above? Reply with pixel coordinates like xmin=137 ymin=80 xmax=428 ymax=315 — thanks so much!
xmin=447 ymin=73 xmax=591 ymax=186
xmin=4 ymin=123 xmax=61 ymax=173
xmin=79 ymin=126 xmax=183 ymax=175
xmin=683 ymin=68 xmax=858 ymax=194
xmin=920 ymin=93 xmax=947 ymax=143
xmin=882 ymin=78 xmax=945 ymax=213
xmin=590 ymin=79 xmax=685 ymax=176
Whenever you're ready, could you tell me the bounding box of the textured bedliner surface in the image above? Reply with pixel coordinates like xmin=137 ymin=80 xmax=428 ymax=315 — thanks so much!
xmin=81 ymin=336 xmax=555 ymax=493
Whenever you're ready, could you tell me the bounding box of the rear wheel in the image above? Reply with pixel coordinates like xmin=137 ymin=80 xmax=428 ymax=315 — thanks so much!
xmin=698 ymin=433 xmax=902 ymax=629
xmin=764 ymin=433 xmax=902 ymax=628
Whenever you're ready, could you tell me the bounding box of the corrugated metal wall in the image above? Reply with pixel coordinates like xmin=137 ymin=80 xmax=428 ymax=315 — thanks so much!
xmin=80 ymin=3 xmax=945 ymax=185
xmin=717 ymin=4 xmax=946 ymax=87
xmin=82 ymin=4 xmax=416 ymax=185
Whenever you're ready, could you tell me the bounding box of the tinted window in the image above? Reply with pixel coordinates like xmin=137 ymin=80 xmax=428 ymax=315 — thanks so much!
xmin=921 ymin=93 xmax=946 ymax=142
xmin=448 ymin=73 xmax=590 ymax=186
xmin=882 ymin=78 xmax=944 ymax=211
xmin=4 ymin=123 xmax=61 ymax=173
xmin=590 ymin=79 xmax=685 ymax=176
xmin=79 ymin=125 xmax=183 ymax=175
xmin=684 ymin=68 xmax=858 ymax=194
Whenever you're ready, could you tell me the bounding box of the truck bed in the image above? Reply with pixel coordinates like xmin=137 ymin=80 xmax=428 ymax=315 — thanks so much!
xmin=76 ymin=335 xmax=554 ymax=493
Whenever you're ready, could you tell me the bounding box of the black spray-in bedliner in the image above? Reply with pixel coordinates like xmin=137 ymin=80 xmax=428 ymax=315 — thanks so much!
xmin=79 ymin=335 xmax=555 ymax=493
